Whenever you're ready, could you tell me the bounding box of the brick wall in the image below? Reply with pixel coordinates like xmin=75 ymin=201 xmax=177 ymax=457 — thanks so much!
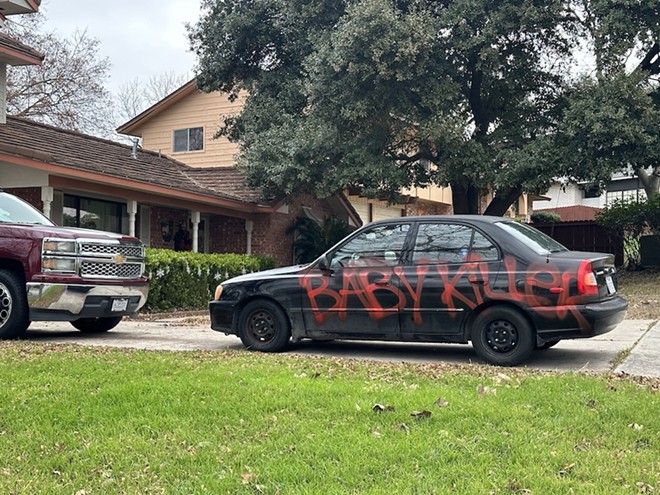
xmin=208 ymin=215 xmax=246 ymax=254
xmin=6 ymin=187 xmax=43 ymax=211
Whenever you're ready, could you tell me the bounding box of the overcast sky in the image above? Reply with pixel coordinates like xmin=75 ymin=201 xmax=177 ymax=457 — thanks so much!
xmin=41 ymin=0 xmax=202 ymax=94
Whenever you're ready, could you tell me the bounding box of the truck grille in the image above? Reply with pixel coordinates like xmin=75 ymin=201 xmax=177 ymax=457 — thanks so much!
xmin=79 ymin=242 xmax=144 ymax=258
xmin=81 ymin=261 xmax=144 ymax=279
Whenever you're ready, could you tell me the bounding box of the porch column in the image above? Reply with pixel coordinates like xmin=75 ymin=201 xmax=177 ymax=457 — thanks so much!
xmin=41 ymin=186 xmax=53 ymax=219
xmin=191 ymin=211 xmax=200 ymax=253
xmin=245 ymin=220 xmax=254 ymax=255
xmin=127 ymin=200 xmax=137 ymax=237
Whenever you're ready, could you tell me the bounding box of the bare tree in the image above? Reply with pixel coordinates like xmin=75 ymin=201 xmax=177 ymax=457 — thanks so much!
xmin=4 ymin=12 xmax=115 ymax=137
xmin=115 ymin=71 xmax=189 ymax=125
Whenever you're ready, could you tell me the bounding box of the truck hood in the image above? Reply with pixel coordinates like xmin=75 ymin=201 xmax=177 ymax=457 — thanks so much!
xmin=1 ymin=223 xmax=140 ymax=242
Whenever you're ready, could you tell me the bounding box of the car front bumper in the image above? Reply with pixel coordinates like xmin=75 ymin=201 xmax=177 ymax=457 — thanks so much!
xmin=27 ymin=282 xmax=149 ymax=321
xmin=209 ymin=299 xmax=238 ymax=334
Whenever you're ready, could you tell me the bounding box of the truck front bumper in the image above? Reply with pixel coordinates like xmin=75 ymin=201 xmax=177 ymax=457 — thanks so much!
xmin=27 ymin=283 xmax=149 ymax=321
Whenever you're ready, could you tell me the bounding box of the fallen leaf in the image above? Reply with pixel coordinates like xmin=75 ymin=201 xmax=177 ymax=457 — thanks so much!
xmin=397 ymin=423 xmax=410 ymax=433
xmin=558 ymin=463 xmax=575 ymax=477
xmin=435 ymin=398 xmax=449 ymax=407
xmin=628 ymin=423 xmax=644 ymax=430
xmin=372 ymin=404 xmax=395 ymax=413
xmin=242 ymin=473 xmax=257 ymax=484
xmin=411 ymin=410 xmax=432 ymax=419
xmin=477 ymin=384 xmax=497 ymax=396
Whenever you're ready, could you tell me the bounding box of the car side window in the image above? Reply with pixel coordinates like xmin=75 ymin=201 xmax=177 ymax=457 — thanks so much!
xmin=470 ymin=231 xmax=499 ymax=261
xmin=330 ymin=223 xmax=410 ymax=268
xmin=412 ymin=223 xmax=474 ymax=264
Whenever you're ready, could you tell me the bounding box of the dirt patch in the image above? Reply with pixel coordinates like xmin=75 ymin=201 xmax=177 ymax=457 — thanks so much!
xmin=618 ymin=267 xmax=660 ymax=320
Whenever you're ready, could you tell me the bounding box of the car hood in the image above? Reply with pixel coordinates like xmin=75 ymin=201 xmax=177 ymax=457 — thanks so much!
xmin=224 ymin=264 xmax=310 ymax=285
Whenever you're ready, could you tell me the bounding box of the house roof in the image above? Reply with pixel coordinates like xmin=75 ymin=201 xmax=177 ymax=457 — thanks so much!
xmin=0 ymin=116 xmax=271 ymax=207
xmin=116 ymin=79 xmax=197 ymax=136
xmin=0 ymin=32 xmax=44 ymax=65
xmin=537 ymin=205 xmax=603 ymax=222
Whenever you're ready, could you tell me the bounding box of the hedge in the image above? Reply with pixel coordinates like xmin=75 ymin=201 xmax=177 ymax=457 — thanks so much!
xmin=143 ymin=249 xmax=276 ymax=313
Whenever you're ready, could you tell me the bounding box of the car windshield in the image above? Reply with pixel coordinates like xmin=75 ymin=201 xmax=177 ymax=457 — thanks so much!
xmin=0 ymin=192 xmax=54 ymax=226
xmin=494 ymin=221 xmax=568 ymax=255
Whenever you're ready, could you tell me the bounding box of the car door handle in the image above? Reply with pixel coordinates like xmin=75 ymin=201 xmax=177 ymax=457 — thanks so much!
xmin=468 ymin=276 xmax=484 ymax=285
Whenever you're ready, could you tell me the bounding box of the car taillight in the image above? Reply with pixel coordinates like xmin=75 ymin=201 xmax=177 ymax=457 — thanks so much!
xmin=577 ymin=260 xmax=599 ymax=295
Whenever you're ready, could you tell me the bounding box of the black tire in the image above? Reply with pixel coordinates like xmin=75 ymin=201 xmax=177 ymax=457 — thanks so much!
xmin=470 ymin=306 xmax=534 ymax=366
xmin=0 ymin=270 xmax=30 ymax=339
xmin=71 ymin=316 xmax=123 ymax=333
xmin=536 ymin=340 xmax=560 ymax=350
xmin=238 ymin=299 xmax=291 ymax=352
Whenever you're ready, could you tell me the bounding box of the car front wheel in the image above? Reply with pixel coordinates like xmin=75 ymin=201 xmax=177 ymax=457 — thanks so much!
xmin=238 ymin=300 xmax=291 ymax=352
xmin=471 ymin=306 xmax=534 ymax=366
xmin=0 ymin=270 xmax=30 ymax=339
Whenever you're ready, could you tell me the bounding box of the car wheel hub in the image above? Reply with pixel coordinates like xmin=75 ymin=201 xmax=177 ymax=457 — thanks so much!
xmin=0 ymin=283 xmax=12 ymax=329
xmin=249 ymin=311 xmax=275 ymax=341
xmin=485 ymin=320 xmax=518 ymax=353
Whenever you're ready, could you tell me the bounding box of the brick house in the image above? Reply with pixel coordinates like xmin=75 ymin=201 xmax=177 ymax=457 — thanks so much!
xmin=0 ymin=1 xmax=361 ymax=267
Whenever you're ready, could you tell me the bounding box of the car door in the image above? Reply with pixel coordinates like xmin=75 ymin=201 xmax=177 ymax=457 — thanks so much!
xmin=398 ymin=221 xmax=501 ymax=339
xmin=300 ymin=222 xmax=411 ymax=338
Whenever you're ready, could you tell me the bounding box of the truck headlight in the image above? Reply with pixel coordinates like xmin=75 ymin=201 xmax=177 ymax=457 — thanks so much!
xmin=43 ymin=239 xmax=77 ymax=254
xmin=42 ymin=257 xmax=77 ymax=273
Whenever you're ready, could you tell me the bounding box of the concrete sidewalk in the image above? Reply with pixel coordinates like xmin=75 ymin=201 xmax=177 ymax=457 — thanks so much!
xmin=615 ymin=320 xmax=660 ymax=378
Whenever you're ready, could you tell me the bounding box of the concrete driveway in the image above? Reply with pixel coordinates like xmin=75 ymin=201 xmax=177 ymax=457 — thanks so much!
xmin=23 ymin=317 xmax=658 ymax=375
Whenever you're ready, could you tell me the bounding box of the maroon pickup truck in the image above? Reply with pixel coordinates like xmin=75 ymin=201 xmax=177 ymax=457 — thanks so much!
xmin=0 ymin=190 xmax=149 ymax=339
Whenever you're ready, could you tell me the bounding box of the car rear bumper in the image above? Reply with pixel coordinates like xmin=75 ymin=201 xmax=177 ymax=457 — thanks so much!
xmin=533 ymin=296 xmax=629 ymax=341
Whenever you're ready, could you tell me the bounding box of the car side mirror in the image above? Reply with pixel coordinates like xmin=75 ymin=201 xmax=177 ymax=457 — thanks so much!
xmin=318 ymin=254 xmax=332 ymax=272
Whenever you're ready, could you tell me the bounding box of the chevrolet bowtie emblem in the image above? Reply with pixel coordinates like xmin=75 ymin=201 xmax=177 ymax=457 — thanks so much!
xmin=112 ymin=254 xmax=127 ymax=263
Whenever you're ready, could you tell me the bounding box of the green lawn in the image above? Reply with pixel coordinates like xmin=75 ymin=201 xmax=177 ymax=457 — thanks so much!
xmin=1 ymin=343 xmax=657 ymax=494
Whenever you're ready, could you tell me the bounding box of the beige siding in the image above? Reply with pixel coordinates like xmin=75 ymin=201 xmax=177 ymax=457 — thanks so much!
xmin=139 ymin=91 xmax=245 ymax=168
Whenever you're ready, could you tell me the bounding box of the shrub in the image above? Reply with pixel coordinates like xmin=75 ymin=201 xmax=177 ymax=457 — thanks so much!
xmin=530 ymin=211 xmax=561 ymax=223
xmin=144 ymin=249 xmax=275 ymax=312
xmin=596 ymin=195 xmax=660 ymax=267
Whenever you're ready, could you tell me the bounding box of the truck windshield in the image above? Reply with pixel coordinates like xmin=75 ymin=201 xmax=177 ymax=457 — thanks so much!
xmin=0 ymin=192 xmax=55 ymax=226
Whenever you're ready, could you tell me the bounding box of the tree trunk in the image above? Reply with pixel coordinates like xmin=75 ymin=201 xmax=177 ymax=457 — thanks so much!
xmin=483 ymin=186 xmax=523 ymax=217
xmin=451 ymin=183 xmax=481 ymax=214
xmin=637 ymin=166 xmax=660 ymax=200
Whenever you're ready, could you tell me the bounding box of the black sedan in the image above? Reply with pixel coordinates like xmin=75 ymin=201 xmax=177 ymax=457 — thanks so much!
xmin=209 ymin=216 xmax=628 ymax=366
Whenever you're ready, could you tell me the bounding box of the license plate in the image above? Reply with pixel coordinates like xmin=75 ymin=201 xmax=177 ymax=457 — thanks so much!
xmin=605 ymin=275 xmax=616 ymax=294
xmin=111 ymin=298 xmax=129 ymax=312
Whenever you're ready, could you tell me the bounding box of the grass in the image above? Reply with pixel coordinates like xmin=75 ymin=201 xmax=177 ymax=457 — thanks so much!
xmin=0 ymin=343 xmax=658 ymax=494
xmin=618 ymin=267 xmax=660 ymax=320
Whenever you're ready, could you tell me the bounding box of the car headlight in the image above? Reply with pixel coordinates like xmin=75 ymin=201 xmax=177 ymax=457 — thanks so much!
xmin=43 ymin=239 xmax=77 ymax=254
xmin=42 ymin=257 xmax=77 ymax=273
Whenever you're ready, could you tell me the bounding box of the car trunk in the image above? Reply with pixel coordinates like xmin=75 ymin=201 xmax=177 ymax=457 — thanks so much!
xmin=549 ymin=251 xmax=618 ymax=300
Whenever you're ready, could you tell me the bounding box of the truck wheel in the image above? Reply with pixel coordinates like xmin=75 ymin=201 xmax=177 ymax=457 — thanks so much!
xmin=71 ymin=316 xmax=123 ymax=333
xmin=0 ymin=270 xmax=30 ymax=339
xmin=238 ymin=299 xmax=291 ymax=352
xmin=470 ymin=306 xmax=534 ymax=366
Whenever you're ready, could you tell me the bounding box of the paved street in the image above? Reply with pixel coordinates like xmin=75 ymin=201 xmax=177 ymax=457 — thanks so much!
xmin=23 ymin=317 xmax=659 ymax=376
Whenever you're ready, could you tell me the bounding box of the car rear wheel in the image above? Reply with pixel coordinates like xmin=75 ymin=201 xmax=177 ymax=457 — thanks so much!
xmin=0 ymin=270 xmax=30 ymax=339
xmin=238 ymin=300 xmax=291 ymax=352
xmin=71 ymin=316 xmax=123 ymax=333
xmin=471 ymin=306 xmax=534 ymax=366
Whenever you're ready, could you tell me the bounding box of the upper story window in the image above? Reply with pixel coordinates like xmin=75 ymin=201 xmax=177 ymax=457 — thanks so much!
xmin=173 ymin=127 xmax=204 ymax=152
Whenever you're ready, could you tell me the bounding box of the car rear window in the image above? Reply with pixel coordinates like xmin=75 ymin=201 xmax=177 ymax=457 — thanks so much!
xmin=494 ymin=221 xmax=568 ymax=255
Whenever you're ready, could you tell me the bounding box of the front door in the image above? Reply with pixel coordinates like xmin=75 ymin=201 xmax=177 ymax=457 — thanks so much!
xmin=300 ymin=222 xmax=411 ymax=339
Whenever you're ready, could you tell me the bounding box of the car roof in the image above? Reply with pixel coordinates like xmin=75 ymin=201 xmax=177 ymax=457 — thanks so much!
xmin=365 ymin=215 xmax=510 ymax=226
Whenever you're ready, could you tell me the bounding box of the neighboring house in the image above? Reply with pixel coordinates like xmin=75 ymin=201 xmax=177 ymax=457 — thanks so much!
xmin=117 ymin=80 xmax=453 ymax=224
xmin=533 ymin=171 xmax=648 ymax=220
